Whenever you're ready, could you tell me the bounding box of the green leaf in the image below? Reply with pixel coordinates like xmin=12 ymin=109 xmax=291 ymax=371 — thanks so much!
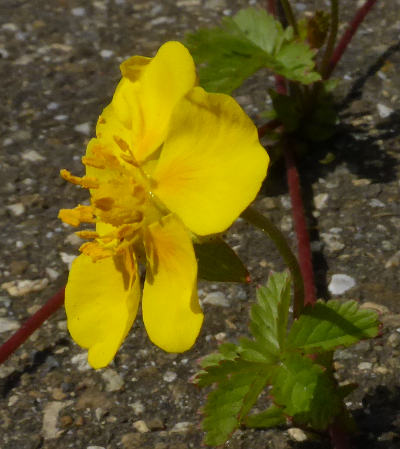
xmin=271 ymin=352 xmax=341 ymax=429
xmin=194 ymin=237 xmax=249 ymax=283
xmin=244 ymin=405 xmax=286 ymax=428
xmin=286 ymin=300 xmax=380 ymax=353
xmin=202 ymin=359 xmax=271 ymax=446
xmin=185 ymin=7 xmax=321 ymax=93
xmin=249 ymin=271 xmax=291 ymax=353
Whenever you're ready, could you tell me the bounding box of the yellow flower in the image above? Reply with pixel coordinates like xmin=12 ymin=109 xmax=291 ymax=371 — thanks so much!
xmin=59 ymin=41 xmax=269 ymax=369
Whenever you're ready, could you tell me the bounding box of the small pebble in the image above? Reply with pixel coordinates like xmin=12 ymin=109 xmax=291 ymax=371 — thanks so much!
xmin=170 ymin=422 xmax=193 ymax=433
xmin=60 ymin=252 xmax=77 ymax=269
xmin=163 ymin=371 xmax=177 ymax=383
xmin=1 ymin=278 xmax=49 ymax=296
xmin=42 ymin=401 xmax=65 ymax=440
xmin=314 ymin=193 xmax=329 ymax=210
xmin=45 ymin=267 xmax=60 ymax=281
xmin=377 ymin=103 xmax=393 ymax=118
xmin=369 ymin=199 xmax=385 ymax=208
xmin=100 ymin=49 xmax=114 ymax=59
xmin=288 ymin=427 xmax=308 ymax=442
xmin=328 ymin=274 xmax=356 ymax=295
xmin=71 ymin=353 xmax=91 ymax=371
xmin=101 ymin=368 xmax=124 ymax=392
xmin=21 ymin=150 xmax=45 ymax=162
xmin=133 ymin=420 xmax=149 ymax=433
xmin=385 ymin=250 xmax=400 ymax=268
xmin=71 ymin=7 xmax=86 ymax=16
xmin=129 ymin=400 xmax=144 ymax=414
xmin=202 ymin=291 xmax=229 ymax=307
xmin=0 ymin=318 xmax=19 ymax=333
xmin=74 ymin=122 xmax=91 ymax=135
xmin=358 ymin=362 xmax=372 ymax=370
xmin=6 ymin=203 xmax=25 ymax=216
xmin=321 ymin=233 xmax=345 ymax=252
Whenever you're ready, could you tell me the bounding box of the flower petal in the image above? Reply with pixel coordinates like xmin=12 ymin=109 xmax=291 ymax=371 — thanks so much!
xmin=129 ymin=41 xmax=197 ymax=162
xmin=65 ymin=252 xmax=140 ymax=369
xmin=94 ymin=42 xmax=196 ymax=164
xmin=153 ymin=87 xmax=269 ymax=236
xmin=142 ymin=214 xmax=203 ymax=352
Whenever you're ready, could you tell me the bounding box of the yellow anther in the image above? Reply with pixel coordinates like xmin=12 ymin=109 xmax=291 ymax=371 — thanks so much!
xmin=58 ymin=205 xmax=95 ymax=227
xmin=90 ymin=145 xmax=120 ymax=170
xmin=60 ymin=169 xmax=99 ymax=189
xmin=119 ymin=152 xmax=138 ymax=166
xmin=117 ymin=223 xmax=141 ymax=239
xmin=82 ymin=156 xmax=106 ymax=169
xmin=113 ymin=135 xmax=131 ymax=153
xmin=80 ymin=241 xmax=113 ymax=262
xmin=75 ymin=230 xmax=100 ymax=240
xmin=93 ymin=197 xmax=114 ymax=211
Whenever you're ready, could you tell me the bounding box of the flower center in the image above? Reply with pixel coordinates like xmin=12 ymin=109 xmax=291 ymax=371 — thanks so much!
xmin=58 ymin=141 xmax=165 ymax=262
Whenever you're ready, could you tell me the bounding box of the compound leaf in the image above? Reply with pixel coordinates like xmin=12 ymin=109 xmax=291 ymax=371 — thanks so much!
xmin=250 ymin=271 xmax=291 ymax=353
xmin=287 ymin=300 xmax=380 ymax=353
xmin=185 ymin=7 xmax=321 ymax=93
xmin=244 ymin=405 xmax=286 ymax=428
xmin=271 ymin=352 xmax=341 ymax=429
xmin=202 ymin=359 xmax=271 ymax=446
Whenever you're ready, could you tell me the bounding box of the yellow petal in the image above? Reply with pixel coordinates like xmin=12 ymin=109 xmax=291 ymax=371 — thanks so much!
xmin=94 ymin=42 xmax=196 ymax=164
xmin=131 ymin=41 xmax=197 ymax=162
xmin=65 ymin=252 xmax=140 ymax=369
xmin=153 ymin=87 xmax=269 ymax=236
xmin=142 ymin=214 xmax=203 ymax=352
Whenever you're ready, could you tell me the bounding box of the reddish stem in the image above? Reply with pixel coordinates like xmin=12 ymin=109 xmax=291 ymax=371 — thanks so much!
xmin=283 ymin=143 xmax=317 ymax=308
xmin=257 ymin=118 xmax=281 ymax=138
xmin=326 ymin=0 xmax=379 ymax=78
xmin=0 ymin=287 xmax=65 ymax=364
xmin=329 ymin=420 xmax=352 ymax=449
xmin=266 ymin=0 xmax=276 ymax=15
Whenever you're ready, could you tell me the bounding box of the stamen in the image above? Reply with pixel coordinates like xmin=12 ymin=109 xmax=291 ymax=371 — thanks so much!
xmin=120 ymin=152 xmax=139 ymax=167
xmin=82 ymin=156 xmax=106 ymax=169
xmin=75 ymin=230 xmax=100 ymax=240
xmin=58 ymin=205 xmax=95 ymax=227
xmin=113 ymin=136 xmax=131 ymax=153
xmin=133 ymin=185 xmax=146 ymax=204
xmin=80 ymin=242 xmax=113 ymax=261
xmin=93 ymin=197 xmax=114 ymax=211
xmin=90 ymin=145 xmax=121 ymax=170
xmin=60 ymin=169 xmax=99 ymax=189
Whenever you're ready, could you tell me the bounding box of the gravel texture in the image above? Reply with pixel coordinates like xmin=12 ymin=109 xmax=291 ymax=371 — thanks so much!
xmin=0 ymin=1 xmax=400 ymax=448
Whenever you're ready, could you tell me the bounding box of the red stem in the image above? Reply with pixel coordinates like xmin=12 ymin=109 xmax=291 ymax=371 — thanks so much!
xmin=0 ymin=287 xmax=65 ymax=364
xmin=329 ymin=420 xmax=352 ymax=449
xmin=266 ymin=0 xmax=276 ymax=15
xmin=257 ymin=118 xmax=281 ymax=138
xmin=283 ymin=144 xmax=316 ymax=307
xmin=326 ymin=0 xmax=379 ymax=78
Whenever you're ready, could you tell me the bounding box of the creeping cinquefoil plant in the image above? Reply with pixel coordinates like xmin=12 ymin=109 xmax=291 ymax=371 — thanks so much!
xmin=58 ymin=41 xmax=269 ymax=369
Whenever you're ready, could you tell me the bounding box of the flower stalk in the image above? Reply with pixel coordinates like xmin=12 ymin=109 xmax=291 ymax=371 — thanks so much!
xmin=0 ymin=287 xmax=65 ymax=364
xmin=326 ymin=0 xmax=378 ymax=78
xmin=320 ymin=0 xmax=339 ymax=79
xmin=241 ymin=207 xmax=305 ymax=317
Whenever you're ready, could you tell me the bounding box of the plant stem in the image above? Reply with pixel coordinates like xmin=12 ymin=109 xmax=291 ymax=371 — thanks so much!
xmin=0 ymin=287 xmax=65 ymax=364
xmin=320 ymin=0 xmax=339 ymax=79
xmin=326 ymin=0 xmax=378 ymax=78
xmin=241 ymin=207 xmax=304 ymax=318
xmin=266 ymin=0 xmax=276 ymax=15
xmin=282 ymin=142 xmax=317 ymax=307
xmin=329 ymin=420 xmax=352 ymax=449
xmin=257 ymin=118 xmax=281 ymax=138
xmin=279 ymin=0 xmax=299 ymax=35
